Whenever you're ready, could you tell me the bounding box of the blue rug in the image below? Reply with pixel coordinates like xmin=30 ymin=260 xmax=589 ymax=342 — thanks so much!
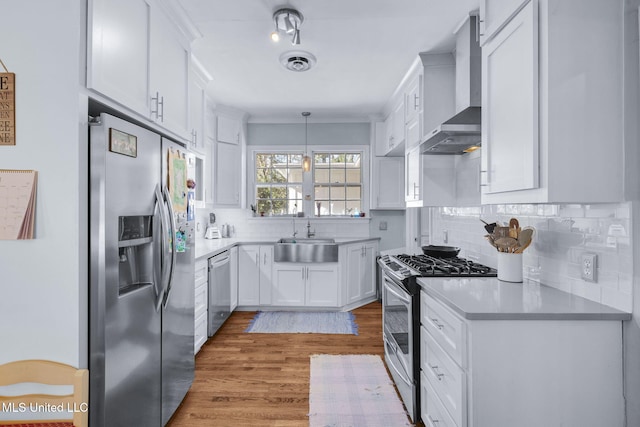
xmin=245 ymin=311 xmax=358 ymax=335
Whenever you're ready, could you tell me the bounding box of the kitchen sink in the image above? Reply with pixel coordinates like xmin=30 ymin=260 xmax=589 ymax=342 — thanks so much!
xmin=277 ymin=238 xmax=335 ymax=244
xmin=274 ymin=238 xmax=338 ymax=262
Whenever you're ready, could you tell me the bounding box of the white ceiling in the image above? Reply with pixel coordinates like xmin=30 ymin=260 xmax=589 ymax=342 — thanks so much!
xmin=176 ymin=0 xmax=479 ymax=122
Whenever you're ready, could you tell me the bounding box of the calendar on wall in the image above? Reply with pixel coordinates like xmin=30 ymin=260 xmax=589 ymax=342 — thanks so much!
xmin=0 ymin=169 xmax=37 ymax=239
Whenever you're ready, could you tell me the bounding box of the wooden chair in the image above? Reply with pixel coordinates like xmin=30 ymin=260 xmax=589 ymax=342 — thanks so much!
xmin=0 ymin=359 xmax=88 ymax=427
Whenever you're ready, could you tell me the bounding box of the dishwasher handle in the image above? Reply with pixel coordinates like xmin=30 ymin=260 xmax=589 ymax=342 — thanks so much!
xmin=209 ymin=251 xmax=230 ymax=268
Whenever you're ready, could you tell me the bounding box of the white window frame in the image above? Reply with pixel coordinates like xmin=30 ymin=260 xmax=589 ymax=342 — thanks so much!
xmin=248 ymin=144 xmax=369 ymax=217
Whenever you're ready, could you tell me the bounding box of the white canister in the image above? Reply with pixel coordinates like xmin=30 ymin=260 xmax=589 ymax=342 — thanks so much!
xmin=497 ymin=252 xmax=523 ymax=282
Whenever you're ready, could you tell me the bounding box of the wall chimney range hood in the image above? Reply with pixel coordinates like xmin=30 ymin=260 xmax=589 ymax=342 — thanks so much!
xmin=421 ymin=14 xmax=481 ymax=155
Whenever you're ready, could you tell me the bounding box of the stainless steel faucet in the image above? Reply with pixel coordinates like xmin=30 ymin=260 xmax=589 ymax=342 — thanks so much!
xmin=306 ymin=220 xmax=315 ymax=238
xmin=292 ymin=217 xmax=297 ymax=237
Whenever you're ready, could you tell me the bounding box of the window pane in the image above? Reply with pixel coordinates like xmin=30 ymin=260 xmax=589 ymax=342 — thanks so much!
xmin=346 ymin=200 xmax=361 ymax=213
xmin=314 ymin=185 xmax=330 ymax=200
xmin=257 ymin=199 xmax=271 ymax=215
xmin=257 ymin=186 xmax=271 ymax=199
xmin=346 ymin=153 xmax=361 ymax=166
xmin=314 ymin=168 xmax=330 ymax=183
xmin=315 ymin=153 xmax=329 ymax=164
xmin=273 ymin=154 xmax=288 ymax=165
xmin=346 ymin=168 xmax=361 ymax=183
xmin=256 ymin=168 xmax=270 ymax=183
xmin=346 ymin=185 xmax=361 ymax=199
xmin=330 ymin=168 xmax=346 ymax=183
xmin=289 ymin=154 xmax=302 ymax=165
xmin=256 ymin=154 xmax=272 ymax=168
xmin=288 ymin=168 xmax=303 ymax=183
xmin=330 ymin=186 xmax=346 ymax=199
xmin=271 ymin=168 xmax=286 ymax=182
xmin=331 ymin=154 xmax=345 ymax=165
xmin=331 ymin=201 xmax=346 ymax=216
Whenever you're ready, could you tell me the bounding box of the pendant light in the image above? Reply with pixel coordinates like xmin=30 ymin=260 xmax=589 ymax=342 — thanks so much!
xmin=302 ymin=112 xmax=311 ymax=172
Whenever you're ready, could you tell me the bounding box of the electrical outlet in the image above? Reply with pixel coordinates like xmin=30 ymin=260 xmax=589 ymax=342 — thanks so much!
xmin=581 ymin=253 xmax=597 ymax=282
xmin=379 ymin=221 xmax=388 ymax=231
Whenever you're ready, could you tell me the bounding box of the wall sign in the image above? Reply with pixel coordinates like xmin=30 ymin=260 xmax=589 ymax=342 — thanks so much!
xmin=0 ymin=59 xmax=15 ymax=146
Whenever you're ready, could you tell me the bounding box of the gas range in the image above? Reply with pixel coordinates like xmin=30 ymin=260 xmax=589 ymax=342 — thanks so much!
xmin=379 ymin=253 xmax=497 ymax=281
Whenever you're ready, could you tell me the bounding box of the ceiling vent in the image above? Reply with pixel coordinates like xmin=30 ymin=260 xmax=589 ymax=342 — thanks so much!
xmin=280 ymin=51 xmax=316 ymax=72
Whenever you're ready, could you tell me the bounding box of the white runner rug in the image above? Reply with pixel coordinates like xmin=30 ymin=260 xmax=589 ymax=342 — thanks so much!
xmin=309 ymin=354 xmax=412 ymax=427
xmin=245 ymin=311 xmax=358 ymax=335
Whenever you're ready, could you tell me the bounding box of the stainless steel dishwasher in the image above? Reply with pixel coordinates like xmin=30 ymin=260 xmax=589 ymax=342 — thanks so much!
xmin=207 ymin=250 xmax=231 ymax=336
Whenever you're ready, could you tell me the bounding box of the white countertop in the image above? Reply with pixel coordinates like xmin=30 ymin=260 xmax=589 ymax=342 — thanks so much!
xmin=417 ymin=277 xmax=631 ymax=321
xmin=194 ymin=236 xmax=381 ymax=260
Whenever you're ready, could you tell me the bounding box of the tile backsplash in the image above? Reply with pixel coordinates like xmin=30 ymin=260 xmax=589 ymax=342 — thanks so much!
xmin=428 ymin=203 xmax=632 ymax=312
xmin=194 ymin=208 xmax=371 ymax=240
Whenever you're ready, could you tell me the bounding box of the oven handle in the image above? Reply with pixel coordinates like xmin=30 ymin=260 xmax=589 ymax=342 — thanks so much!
xmin=383 ymin=276 xmax=411 ymax=305
xmin=384 ymin=337 xmax=413 ymax=388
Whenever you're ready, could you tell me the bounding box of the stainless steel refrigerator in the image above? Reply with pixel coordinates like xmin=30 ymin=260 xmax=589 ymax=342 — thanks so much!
xmin=89 ymin=113 xmax=195 ymax=426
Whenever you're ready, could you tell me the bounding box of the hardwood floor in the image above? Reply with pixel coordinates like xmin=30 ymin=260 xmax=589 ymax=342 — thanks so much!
xmin=167 ymin=302 xmax=421 ymax=427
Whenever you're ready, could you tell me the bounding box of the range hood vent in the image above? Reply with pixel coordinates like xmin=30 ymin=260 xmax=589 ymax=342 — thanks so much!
xmin=421 ymin=14 xmax=481 ymax=155
xmin=420 ymin=107 xmax=480 ymax=154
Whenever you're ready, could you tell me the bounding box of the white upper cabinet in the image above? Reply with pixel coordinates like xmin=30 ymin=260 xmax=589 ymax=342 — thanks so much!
xmin=87 ymin=0 xmax=151 ymax=116
xmin=405 ymin=145 xmax=422 ymax=206
xmin=478 ymin=0 xmax=530 ymax=46
xmin=481 ymin=0 xmax=624 ymax=204
xmin=481 ymin=0 xmax=539 ymax=195
xmin=188 ymin=56 xmax=211 ymax=155
xmin=87 ymin=0 xmax=196 ymax=141
xmin=149 ymin=3 xmax=190 ymax=140
xmin=214 ymin=139 xmax=241 ymax=207
xmin=371 ymin=156 xmax=405 ymax=210
xmin=217 ymin=115 xmax=241 ymax=145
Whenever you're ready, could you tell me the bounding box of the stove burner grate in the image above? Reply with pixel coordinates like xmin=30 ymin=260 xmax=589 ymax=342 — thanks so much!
xmin=394 ymin=254 xmax=497 ymax=277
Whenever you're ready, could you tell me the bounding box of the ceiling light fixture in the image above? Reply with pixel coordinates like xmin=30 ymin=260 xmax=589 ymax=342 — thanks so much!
xmin=271 ymin=8 xmax=304 ymax=46
xmin=302 ymin=112 xmax=311 ymax=172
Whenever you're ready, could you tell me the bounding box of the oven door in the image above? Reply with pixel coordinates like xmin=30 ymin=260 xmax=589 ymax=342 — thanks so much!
xmin=381 ymin=269 xmax=417 ymax=421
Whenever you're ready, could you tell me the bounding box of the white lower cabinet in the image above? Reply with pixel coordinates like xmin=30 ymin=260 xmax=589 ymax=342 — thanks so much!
xmin=272 ymin=263 xmax=339 ymax=307
xmin=419 ymin=290 xmax=624 ymax=427
xmin=194 ymin=259 xmax=208 ymax=354
xmin=343 ymin=241 xmax=378 ymax=306
xmin=421 ymin=372 xmax=457 ymax=427
xmin=238 ymin=245 xmax=272 ymax=306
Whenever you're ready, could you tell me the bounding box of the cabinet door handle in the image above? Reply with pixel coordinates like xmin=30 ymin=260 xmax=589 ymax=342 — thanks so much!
xmin=151 ymin=91 xmax=164 ymax=122
xmin=428 ymin=363 xmax=444 ymax=381
xmin=430 ymin=317 xmax=444 ymax=330
xmin=263 ymin=253 xmax=267 ymax=264
xmin=427 ymin=415 xmax=440 ymax=425
xmin=414 ymin=93 xmax=419 ymax=110
xmin=413 ymin=183 xmax=419 ymax=198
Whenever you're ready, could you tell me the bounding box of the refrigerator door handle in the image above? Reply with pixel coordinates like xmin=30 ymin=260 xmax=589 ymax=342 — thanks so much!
xmin=162 ymin=185 xmax=178 ymax=308
xmin=154 ymin=184 xmax=169 ymax=311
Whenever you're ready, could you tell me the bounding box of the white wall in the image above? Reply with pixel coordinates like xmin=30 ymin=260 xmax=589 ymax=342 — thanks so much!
xmin=0 ymin=0 xmax=87 ymax=368
xmin=247 ymin=122 xmax=370 ymax=146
